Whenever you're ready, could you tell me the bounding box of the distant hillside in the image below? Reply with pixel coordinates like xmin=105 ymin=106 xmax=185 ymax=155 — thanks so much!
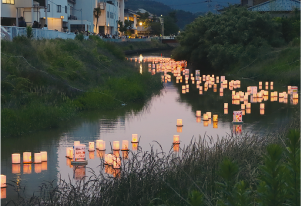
xmin=125 ymin=0 xmax=197 ymax=29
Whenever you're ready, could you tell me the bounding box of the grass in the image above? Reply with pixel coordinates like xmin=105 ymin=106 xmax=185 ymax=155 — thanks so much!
xmin=227 ymin=39 xmax=300 ymax=86
xmin=1 ymin=37 xmax=163 ymax=137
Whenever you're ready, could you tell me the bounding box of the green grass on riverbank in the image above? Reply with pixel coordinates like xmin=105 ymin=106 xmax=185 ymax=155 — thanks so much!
xmin=227 ymin=39 xmax=300 ymax=86
xmin=1 ymin=37 xmax=163 ymax=137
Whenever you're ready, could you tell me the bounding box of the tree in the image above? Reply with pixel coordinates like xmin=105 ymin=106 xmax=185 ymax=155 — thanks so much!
xmin=94 ymin=7 xmax=101 ymax=33
xmin=118 ymin=20 xmax=132 ymax=35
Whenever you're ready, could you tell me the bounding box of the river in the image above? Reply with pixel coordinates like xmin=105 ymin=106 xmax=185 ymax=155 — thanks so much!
xmin=1 ymin=51 xmax=298 ymax=204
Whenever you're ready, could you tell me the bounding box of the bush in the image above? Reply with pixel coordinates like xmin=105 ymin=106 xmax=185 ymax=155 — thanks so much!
xmin=75 ymin=33 xmax=84 ymax=41
xmin=26 ymin=26 xmax=33 ymax=39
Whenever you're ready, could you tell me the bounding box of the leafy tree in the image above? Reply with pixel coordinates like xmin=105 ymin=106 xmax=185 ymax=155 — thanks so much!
xmin=118 ymin=20 xmax=132 ymax=35
xmin=163 ymin=16 xmax=179 ymax=36
xmin=172 ymin=6 xmax=284 ymax=71
xmin=94 ymin=7 xmax=101 ymax=33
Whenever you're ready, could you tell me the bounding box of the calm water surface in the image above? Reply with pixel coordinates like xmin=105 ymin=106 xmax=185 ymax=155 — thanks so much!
xmin=1 ymin=53 xmax=298 ymax=203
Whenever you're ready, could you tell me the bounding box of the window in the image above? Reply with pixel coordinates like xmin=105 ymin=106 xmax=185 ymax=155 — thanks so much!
xmin=110 ymin=12 xmax=114 ymax=19
xmin=47 ymin=4 xmax=50 ymax=12
xmin=65 ymin=6 xmax=67 ymax=13
xmin=2 ymin=0 xmax=14 ymax=4
xmin=57 ymin=5 xmax=61 ymax=13
xmin=107 ymin=11 xmax=109 ymax=18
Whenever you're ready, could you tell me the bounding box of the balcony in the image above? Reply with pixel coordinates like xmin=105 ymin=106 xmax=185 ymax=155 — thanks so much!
xmin=68 ymin=0 xmax=76 ymax=4
xmin=68 ymin=15 xmax=77 ymax=20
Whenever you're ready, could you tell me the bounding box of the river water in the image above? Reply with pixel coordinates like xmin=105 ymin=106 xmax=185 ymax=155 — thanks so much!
xmin=1 ymin=52 xmax=299 ymax=204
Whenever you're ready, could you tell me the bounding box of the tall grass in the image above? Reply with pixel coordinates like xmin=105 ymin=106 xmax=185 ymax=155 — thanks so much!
xmin=1 ymin=37 xmax=163 ymax=137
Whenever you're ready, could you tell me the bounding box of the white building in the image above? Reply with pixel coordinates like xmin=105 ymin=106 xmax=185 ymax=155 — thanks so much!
xmin=1 ymin=0 xmax=125 ymax=34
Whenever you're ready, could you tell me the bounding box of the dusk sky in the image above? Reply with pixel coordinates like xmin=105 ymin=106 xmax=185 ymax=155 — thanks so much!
xmin=153 ymin=0 xmax=241 ymax=13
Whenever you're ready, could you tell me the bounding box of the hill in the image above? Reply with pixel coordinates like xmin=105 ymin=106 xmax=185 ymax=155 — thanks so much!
xmin=125 ymin=0 xmax=197 ymax=29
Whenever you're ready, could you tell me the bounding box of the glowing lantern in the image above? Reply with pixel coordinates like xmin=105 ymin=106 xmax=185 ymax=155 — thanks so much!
xmin=259 ymin=81 xmax=262 ymax=86
xmin=113 ymin=141 xmax=120 ymax=151
xmin=206 ymin=112 xmax=211 ymax=119
xmin=246 ymin=103 xmax=251 ymax=109
xmin=12 ymin=164 xmax=20 ymax=174
xmin=177 ymin=119 xmax=183 ymax=127
xmin=88 ymin=142 xmax=95 ymax=152
xmin=196 ymin=110 xmax=201 ymax=117
xmin=242 ymin=110 xmax=245 ymax=115
xmin=173 ymin=135 xmax=180 ymax=144
xmin=132 ymin=134 xmax=138 ymax=143
xmin=74 ymin=141 xmax=80 ymax=146
xmin=224 ymin=109 xmax=228 ymax=114
xmin=1 ymin=175 xmax=6 ymax=188
xmin=105 ymin=154 xmax=113 ymax=165
xmin=220 ymin=88 xmax=223 ymax=93
xmin=260 ymin=103 xmax=265 ymax=109
xmin=203 ymin=114 xmax=208 ymax=121
xmin=264 ymin=91 xmax=268 ymax=96
xmin=35 ymin=164 xmax=42 ymax=173
xmin=98 ymin=140 xmax=106 ymax=151
xmin=41 ymin=162 xmax=47 ymax=170
xmin=23 ymin=164 xmax=32 ymax=174
xmin=199 ymin=86 xmax=203 ymax=90
xmin=34 ymin=153 xmax=42 ymax=164
xmin=293 ymin=93 xmax=298 ymax=99
xmin=241 ymin=104 xmax=245 ymax=110
xmin=199 ymin=90 xmax=203 ymax=95
xmin=182 ymin=89 xmax=186 ymax=94
xmin=293 ymin=98 xmax=298 ymax=105
xmin=246 ymin=109 xmax=251 ymax=114
xmin=1 ymin=188 xmax=6 ymax=199
xmin=121 ymin=140 xmax=129 ymax=151
xmin=40 ymin=151 xmax=47 ymax=162
xmin=23 ymin=152 xmax=32 ymax=164
xmin=270 ymin=82 xmax=273 ymax=86
xmin=213 ymin=115 xmax=218 ymax=122
xmin=233 ymin=111 xmax=243 ymax=123
xmin=182 ymin=85 xmax=186 ymax=90
xmin=224 ymin=103 xmax=228 ymax=109
xmin=12 ymin=153 xmax=20 ymax=164
xmin=68 ymin=148 xmax=74 ymax=159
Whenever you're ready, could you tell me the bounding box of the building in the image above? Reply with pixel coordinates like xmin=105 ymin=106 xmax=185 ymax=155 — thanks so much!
xmin=124 ymin=8 xmax=137 ymax=35
xmin=246 ymin=0 xmax=300 ymax=17
xmin=1 ymin=0 xmax=125 ymax=34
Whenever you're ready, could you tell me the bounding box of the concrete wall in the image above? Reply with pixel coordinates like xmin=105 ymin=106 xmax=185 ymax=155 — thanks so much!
xmin=1 ymin=3 xmax=16 ymax=18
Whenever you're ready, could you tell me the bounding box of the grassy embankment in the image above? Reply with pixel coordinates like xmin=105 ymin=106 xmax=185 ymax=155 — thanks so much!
xmin=1 ymin=36 xmax=163 ymax=137
xmin=227 ymin=39 xmax=300 ymax=86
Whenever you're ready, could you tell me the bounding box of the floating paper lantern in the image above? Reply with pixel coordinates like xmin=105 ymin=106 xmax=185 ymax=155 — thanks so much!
xmin=203 ymin=114 xmax=209 ymax=121
xmin=98 ymin=140 xmax=106 ymax=151
xmin=23 ymin=152 xmax=32 ymax=164
xmin=121 ymin=140 xmax=129 ymax=151
xmin=241 ymin=104 xmax=245 ymax=110
xmin=270 ymin=82 xmax=273 ymax=86
xmin=113 ymin=141 xmax=120 ymax=151
xmin=259 ymin=81 xmax=262 ymax=86
xmin=233 ymin=111 xmax=243 ymax=123
xmin=177 ymin=119 xmax=183 ymax=127
xmin=264 ymin=91 xmax=268 ymax=96
xmin=246 ymin=109 xmax=251 ymax=114
xmin=182 ymin=85 xmax=186 ymax=90
xmin=113 ymin=157 xmax=121 ymax=169
xmin=74 ymin=141 xmax=80 ymax=146
xmin=12 ymin=164 xmax=20 ymax=174
xmin=224 ymin=109 xmax=228 ymax=114
xmin=199 ymin=90 xmax=203 ymax=95
xmin=213 ymin=115 xmax=218 ymax=122
xmin=132 ymin=134 xmax=138 ymax=143
xmin=68 ymin=148 xmax=74 ymax=159
xmin=196 ymin=110 xmax=201 ymax=117
xmin=88 ymin=142 xmax=95 ymax=152
xmin=173 ymin=135 xmax=180 ymax=144
xmin=40 ymin=151 xmax=47 ymax=162
xmin=12 ymin=153 xmax=20 ymax=164
xmin=260 ymin=103 xmax=265 ymax=109
xmin=34 ymin=153 xmax=42 ymax=164
xmin=246 ymin=103 xmax=251 ymax=109
xmin=105 ymin=154 xmax=113 ymax=165
xmin=224 ymin=103 xmax=228 ymax=109
xmin=42 ymin=162 xmax=47 ymax=171
xmin=35 ymin=163 xmax=42 ymax=173
xmin=1 ymin=175 xmax=6 ymax=188
xmin=207 ymin=112 xmax=212 ymax=119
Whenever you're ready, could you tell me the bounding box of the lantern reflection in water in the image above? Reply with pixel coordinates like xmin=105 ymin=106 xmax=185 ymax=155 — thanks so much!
xmin=196 ymin=117 xmax=201 ymax=123
xmin=97 ymin=150 xmax=105 ymax=158
xmin=122 ymin=151 xmax=129 ymax=159
xmin=89 ymin=152 xmax=94 ymax=159
xmin=35 ymin=163 xmax=42 ymax=173
xmin=264 ymin=96 xmax=268 ymax=101
xmin=213 ymin=121 xmax=218 ymax=128
xmin=132 ymin=143 xmax=138 ymax=151
xmin=1 ymin=175 xmax=6 ymax=188
xmin=224 ymin=109 xmax=228 ymax=114
xmin=105 ymin=164 xmax=113 ymax=175
xmin=292 ymin=98 xmax=298 ymax=105
xmin=12 ymin=153 xmax=20 ymax=164
xmin=73 ymin=166 xmax=85 ymax=180
xmin=246 ymin=109 xmax=251 ymax=114
xmin=23 ymin=164 xmax=32 ymax=174
xmin=121 ymin=140 xmax=129 ymax=151
xmin=242 ymin=110 xmax=246 ymax=115
xmin=173 ymin=144 xmax=180 ymax=152
xmin=113 ymin=150 xmax=120 ymax=158
xmin=203 ymin=121 xmax=209 ymax=127
xmin=233 ymin=125 xmax=242 ymax=134
xmin=113 ymin=157 xmax=121 ymax=169
xmin=199 ymin=90 xmax=203 ymax=95
xmin=1 ymin=188 xmax=6 ymax=199
xmin=42 ymin=161 xmax=47 ymax=171
xmin=260 ymin=110 xmax=265 ymax=115
xmin=12 ymin=164 xmax=21 ymax=174
xmin=105 ymin=154 xmax=113 ymax=165
xmin=66 ymin=158 xmax=72 ymax=168
xmin=177 ymin=126 xmax=182 ymax=133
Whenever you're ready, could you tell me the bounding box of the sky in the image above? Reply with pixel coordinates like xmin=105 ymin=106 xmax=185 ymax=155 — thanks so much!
xmin=152 ymin=0 xmax=241 ymax=13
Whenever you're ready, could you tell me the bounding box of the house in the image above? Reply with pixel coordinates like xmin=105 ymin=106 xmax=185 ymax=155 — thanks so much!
xmin=244 ymin=0 xmax=300 ymax=17
xmin=1 ymin=0 xmax=125 ymax=34
xmin=124 ymin=8 xmax=137 ymax=35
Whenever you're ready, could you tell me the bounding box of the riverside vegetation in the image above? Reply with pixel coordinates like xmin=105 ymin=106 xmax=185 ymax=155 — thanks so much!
xmin=1 ymin=36 xmax=163 ymax=137
xmin=172 ymin=6 xmax=300 ymax=85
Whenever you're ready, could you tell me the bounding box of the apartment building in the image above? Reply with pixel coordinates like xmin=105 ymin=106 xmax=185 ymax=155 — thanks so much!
xmin=1 ymin=0 xmax=125 ymax=35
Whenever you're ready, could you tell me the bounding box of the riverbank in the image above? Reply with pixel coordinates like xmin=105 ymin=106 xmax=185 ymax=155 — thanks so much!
xmin=227 ymin=40 xmax=300 ymax=86
xmin=1 ymin=36 xmax=163 ymax=137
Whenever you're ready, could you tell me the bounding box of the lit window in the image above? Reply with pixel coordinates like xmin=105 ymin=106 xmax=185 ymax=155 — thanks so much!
xmin=2 ymin=0 xmax=14 ymax=4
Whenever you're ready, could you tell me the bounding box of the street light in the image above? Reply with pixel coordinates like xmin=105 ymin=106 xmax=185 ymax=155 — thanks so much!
xmin=159 ymin=16 xmax=164 ymax=41
xmin=139 ymin=22 xmax=142 ymax=26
